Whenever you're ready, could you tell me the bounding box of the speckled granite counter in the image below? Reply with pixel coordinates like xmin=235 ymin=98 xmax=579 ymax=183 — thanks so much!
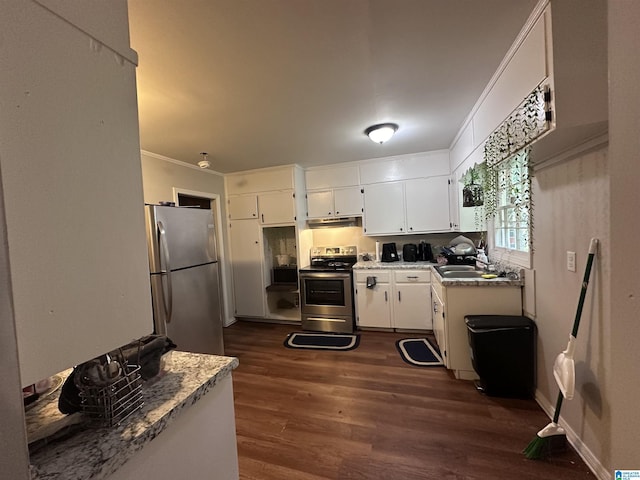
xmin=353 ymin=260 xmax=436 ymax=269
xmin=27 ymin=351 xmax=238 ymax=480
xmin=353 ymin=261 xmax=524 ymax=287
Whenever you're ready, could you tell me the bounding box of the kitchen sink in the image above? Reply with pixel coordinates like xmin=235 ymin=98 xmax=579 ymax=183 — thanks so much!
xmin=439 ymin=270 xmax=485 ymax=279
xmin=435 ymin=265 xmax=477 ymax=272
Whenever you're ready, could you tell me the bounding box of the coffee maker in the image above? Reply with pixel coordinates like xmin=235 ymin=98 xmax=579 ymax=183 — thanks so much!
xmin=381 ymin=243 xmax=399 ymax=262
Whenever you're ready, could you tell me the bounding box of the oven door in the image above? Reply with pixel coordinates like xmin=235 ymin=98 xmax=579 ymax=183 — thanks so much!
xmin=299 ymin=270 xmax=353 ymax=317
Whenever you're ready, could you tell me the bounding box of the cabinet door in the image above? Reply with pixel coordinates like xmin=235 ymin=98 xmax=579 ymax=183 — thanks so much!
xmin=333 ymin=186 xmax=363 ymax=216
xmin=306 ymin=190 xmax=334 ymax=218
xmin=431 ymin=285 xmax=448 ymax=367
xmin=355 ymin=283 xmax=392 ymax=328
xmin=229 ymin=220 xmax=265 ymax=317
xmin=394 ymin=283 xmax=432 ymax=330
xmin=228 ymin=195 xmax=258 ymax=220
xmin=363 ymin=182 xmax=405 ymax=235
xmin=405 ymin=176 xmax=451 ymax=232
xmin=258 ymin=191 xmax=295 ymax=224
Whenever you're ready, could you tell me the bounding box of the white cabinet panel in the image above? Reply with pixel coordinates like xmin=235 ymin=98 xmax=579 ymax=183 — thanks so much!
xmin=226 ymin=167 xmax=294 ymax=195
xmin=431 ymin=285 xmax=447 ymax=366
xmin=362 ymin=182 xmax=405 ymax=235
xmin=307 ymin=187 xmax=362 ymax=219
xmin=405 ymin=176 xmax=451 ymax=233
xmin=3 ymin=0 xmax=151 ymax=385
xmin=306 ymin=190 xmax=334 ymax=218
xmin=333 ymin=187 xmax=363 ymax=216
xmin=228 ymin=195 xmax=258 ymax=220
xmin=355 ymin=271 xmax=392 ymax=329
xmin=393 ymin=270 xmax=432 ymax=330
xmin=258 ymin=191 xmax=295 ymax=224
xmin=229 ymin=220 xmax=265 ymax=317
xmin=359 ymin=151 xmax=450 ymax=184
xmin=305 ymin=165 xmax=359 ymax=190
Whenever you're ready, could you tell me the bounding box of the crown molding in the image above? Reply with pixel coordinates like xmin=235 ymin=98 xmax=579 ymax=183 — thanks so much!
xmin=140 ymin=150 xmax=223 ymax=176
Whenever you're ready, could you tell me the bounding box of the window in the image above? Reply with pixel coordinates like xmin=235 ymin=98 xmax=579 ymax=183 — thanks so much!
xmin=492 ymin=148 xmax=531 ymax=267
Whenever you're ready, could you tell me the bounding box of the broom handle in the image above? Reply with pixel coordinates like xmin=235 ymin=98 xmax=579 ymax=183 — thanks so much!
xmin=552 ymin=390 xmax=564 ymax=424
xmin=570 ymin=238 xmax=598 ymax=339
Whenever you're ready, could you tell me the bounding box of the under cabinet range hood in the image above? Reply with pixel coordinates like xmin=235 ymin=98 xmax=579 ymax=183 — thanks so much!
xmin=307 ymin=217 xmax=359 ymax=228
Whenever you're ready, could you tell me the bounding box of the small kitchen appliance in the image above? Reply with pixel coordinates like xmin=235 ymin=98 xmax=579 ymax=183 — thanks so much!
xmin=402 ymin=244 xmax=418 ymax=262
xmin=418 ymin=241 xmax=434 ymax=262
xmin=381 ymin=243 xmax=399 ymax=262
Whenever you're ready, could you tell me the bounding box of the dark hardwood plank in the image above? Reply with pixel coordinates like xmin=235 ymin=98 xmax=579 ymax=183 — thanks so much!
xmin=224 ymin=322 xmax=593 ymax=479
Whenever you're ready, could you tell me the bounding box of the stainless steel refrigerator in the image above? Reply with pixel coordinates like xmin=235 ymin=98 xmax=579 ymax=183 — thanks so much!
xmin=145 ymin=205 xmax=224 ymax=355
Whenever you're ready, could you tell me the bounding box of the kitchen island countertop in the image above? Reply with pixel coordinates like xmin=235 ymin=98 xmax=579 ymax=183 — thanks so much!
xmin=27 ymin=351 xmax=238 ymax=480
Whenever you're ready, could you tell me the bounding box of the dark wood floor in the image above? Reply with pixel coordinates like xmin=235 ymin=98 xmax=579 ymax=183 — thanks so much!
xmin=223 ymin=321 xmax=593 ymax=480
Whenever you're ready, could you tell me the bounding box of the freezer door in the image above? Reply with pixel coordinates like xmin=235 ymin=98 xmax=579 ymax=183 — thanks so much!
xmin=160 ymin=262 xmax=224 ymax=355
xmin=147 ymin=205 xmax=217 ymax=271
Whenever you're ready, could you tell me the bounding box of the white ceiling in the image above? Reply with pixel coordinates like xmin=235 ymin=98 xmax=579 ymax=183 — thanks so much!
xmin=128 ymin=0 xmax=538 ymax=174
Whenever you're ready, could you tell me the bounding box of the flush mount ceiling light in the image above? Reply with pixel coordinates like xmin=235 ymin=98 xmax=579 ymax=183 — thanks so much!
xmin=364 ymin=123 xmax=399 ymax=144
xmin=197 ymin=152 xmax=210 ymax=169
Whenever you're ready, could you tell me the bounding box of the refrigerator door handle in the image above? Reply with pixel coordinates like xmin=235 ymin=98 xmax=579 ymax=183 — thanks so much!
xmin=157 ymin=221 xmax=174 ymax=323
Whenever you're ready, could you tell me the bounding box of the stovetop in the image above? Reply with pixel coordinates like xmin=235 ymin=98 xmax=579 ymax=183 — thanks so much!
xmin=300 ymin=245 xmax=358 ymax=272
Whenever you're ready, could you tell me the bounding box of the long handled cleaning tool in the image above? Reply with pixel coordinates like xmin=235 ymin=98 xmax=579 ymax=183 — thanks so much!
xmin=523 ymin=238 xmax=598 ymax=460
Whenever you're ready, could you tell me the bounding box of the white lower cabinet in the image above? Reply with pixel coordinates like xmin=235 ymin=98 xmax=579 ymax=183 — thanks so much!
xmin=355 ymin=269 xmax=432 ymax=331
xmin=354 ymin=270 xmax=392 ymax=328
xmin=393 ymin=270 xmax=432 ymax=330
xmin=431 ymin=275 xmax=522 ymax=380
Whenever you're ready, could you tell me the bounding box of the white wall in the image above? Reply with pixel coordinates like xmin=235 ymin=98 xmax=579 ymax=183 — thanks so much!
xmin=140 ymin=152 xmax=236 ymax=326
xmin=608 ymin=0 xmax=640 ymax=470
xmin=531 ymin=145 xmax=611 ymax=471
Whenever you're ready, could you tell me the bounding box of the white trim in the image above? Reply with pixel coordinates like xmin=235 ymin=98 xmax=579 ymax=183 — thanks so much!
xmin=532 ymin=132 xmax=609 ymax=172
xmin=141 ymin=150 xmax=224 ymax=176
xmin=534 ymin=390 xmax=609 ymax=480
xmin=172 ymin=188 xmax=234 ymax=328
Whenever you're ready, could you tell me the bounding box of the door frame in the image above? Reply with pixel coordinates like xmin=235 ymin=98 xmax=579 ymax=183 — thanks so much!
xmin=172 ymin=187 xmax=234 ymax=327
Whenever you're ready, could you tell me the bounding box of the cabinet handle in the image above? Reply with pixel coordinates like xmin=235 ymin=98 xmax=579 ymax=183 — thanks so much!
xmin=384 ymin=291 xmax=388 ymax=302
xmin=261 ymin=214 xmax=264 ymax=222
xmin=399 ymin=227 xmax=403 ymax=232
xmin=409 ymin=227 xmax=413 ymax=231
xmin=407 ymin=275 xmax=418 ymax=279
xmin=336 ymin=211 xmax=339 ymax=214
xmin=433 ymin=301 xmax=438 ymax=314
xmin=398 ymin=291 xmax=401 ymax=302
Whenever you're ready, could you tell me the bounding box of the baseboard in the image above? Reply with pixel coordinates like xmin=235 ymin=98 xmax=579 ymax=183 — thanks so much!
xmin=534 ymin=390 xmax=610 ymax=480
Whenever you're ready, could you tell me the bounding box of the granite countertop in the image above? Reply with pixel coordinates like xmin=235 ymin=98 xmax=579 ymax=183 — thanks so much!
xmin=353 ymin=260 xmax=437 ymax=270
xmin=27 ymin=351 xmax=238 ymax=480
xmin=353 ymin=261 xmax=524 ymax=287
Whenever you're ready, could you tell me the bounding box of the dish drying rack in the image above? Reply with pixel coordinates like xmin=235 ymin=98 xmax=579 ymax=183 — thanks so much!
xmin=77 ymin=350 xmax=144 ymax=427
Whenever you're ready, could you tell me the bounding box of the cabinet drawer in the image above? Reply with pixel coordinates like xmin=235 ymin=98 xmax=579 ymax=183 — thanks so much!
xmin=393 ymin=270 xmax=431 ymax=283
xmin=354 ymin=270 xmax=390 ymax=283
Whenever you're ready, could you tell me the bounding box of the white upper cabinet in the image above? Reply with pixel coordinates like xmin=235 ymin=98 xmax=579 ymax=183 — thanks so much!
xmin=359 ymin=150 xmax=449 ymax=184
xmin=333 ymin=187 xmax=363 ymax=216
xmin=306 ymin=186 xmax=363 ymax=218
xmin=226 ymin=166 xmax=295 ymax=195
xmin=305 ymin=165 xmax=359 ymax=190
xmin=258 ymin=191 xmax=296 ymax=224
xmin=363 ymin=177 xmax=451 ymax=235
xmin=363 ymin=182 xmax=405 ymax=235
xmin=228 ymin=194 xmax=258 ymax=220
xmin=405 ymin=176 xmax=451 ymax=233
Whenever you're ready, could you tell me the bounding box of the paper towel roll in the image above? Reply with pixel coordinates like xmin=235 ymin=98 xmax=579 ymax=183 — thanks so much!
xmin=375 ymin=241 xmax=381 ymax=261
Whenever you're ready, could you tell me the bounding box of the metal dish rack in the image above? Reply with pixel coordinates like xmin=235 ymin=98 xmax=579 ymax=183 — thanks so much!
xmin=78 ymin=364 xmax=144 ymax=427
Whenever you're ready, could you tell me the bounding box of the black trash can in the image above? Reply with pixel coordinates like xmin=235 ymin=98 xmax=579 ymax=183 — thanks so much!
xmin=465 ymin=315 xmax=536 ymax=398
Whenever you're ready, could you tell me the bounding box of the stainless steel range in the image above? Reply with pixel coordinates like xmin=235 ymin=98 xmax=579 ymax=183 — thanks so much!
xmin=299 ymin=245 xmax=358 ymax=334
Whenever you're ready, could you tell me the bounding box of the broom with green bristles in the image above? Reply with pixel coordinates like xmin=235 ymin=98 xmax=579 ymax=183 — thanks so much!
xmin=523 ymin=238 xmax=598 ymax=460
